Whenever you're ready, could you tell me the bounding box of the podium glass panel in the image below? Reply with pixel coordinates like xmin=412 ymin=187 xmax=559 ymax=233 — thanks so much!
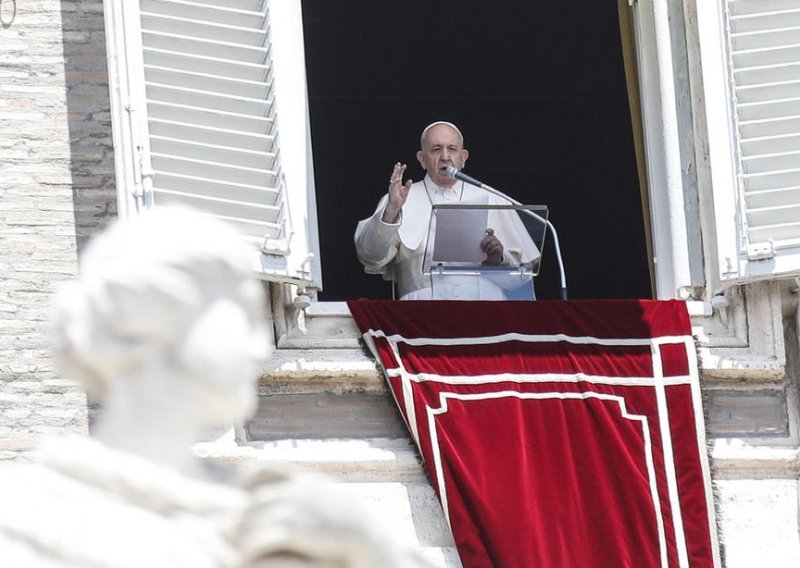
xmin=423 ymin=204 xmax=548 ymax=301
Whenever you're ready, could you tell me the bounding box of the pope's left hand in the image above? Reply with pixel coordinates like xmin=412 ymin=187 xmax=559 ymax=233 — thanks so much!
xmin=481 ymin=228 xmax=504 ymax=265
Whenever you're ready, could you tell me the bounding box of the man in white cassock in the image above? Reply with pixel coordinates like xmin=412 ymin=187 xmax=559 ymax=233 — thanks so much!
xmin=355 ymin=121 xmax=541 ymax=300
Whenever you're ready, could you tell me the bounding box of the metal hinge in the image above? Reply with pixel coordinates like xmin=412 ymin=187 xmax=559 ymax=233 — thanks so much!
xmin=746 ymin=240 xmax=775 ymax=261
xmin=262 ymin=237 xmax=289 ymax=255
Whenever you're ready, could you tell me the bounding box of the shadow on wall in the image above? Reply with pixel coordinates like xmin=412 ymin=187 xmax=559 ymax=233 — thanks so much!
xmin=60 ymin=1 xmax=118 ymax=255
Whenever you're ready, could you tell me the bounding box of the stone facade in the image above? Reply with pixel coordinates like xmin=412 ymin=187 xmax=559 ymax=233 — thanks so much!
xmin=2 ymin=1 xmax=800 ymax=565
xmin=0 ymin=0 xmax=116 ymax=459
xmin=697 ymin=281 xmax=800 ymax=567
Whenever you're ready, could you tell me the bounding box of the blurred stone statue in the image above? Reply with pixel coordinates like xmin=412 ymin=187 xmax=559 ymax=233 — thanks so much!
xmin=0 ymin=210 xmax=431 ymax=567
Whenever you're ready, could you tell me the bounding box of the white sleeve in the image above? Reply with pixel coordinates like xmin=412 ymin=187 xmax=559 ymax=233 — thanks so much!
xmin=354 ymin=196 xmax=403 ymax=274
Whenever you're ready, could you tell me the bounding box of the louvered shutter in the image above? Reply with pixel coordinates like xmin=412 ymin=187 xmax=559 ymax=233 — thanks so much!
xmin=723 ymin=0 xmax=800 ymax=278
xmin=104 ymin=0 xmax=321 ymax=289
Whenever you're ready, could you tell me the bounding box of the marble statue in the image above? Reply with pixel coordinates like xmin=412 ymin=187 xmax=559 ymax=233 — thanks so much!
xmin=0 ymin=209 xmax=432 ymax=567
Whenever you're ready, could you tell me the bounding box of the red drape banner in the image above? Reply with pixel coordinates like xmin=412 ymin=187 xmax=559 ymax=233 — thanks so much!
xmin=347 ymin=299 xmax=720 ymax=568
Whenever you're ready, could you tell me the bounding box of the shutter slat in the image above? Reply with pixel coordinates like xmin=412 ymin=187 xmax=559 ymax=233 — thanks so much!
xmin=144 ymin=49 xmax=269 ymax=82
xmin=731 ymin=27 xmax=800 ymax=52
xmin=731 ymin=11 xmax=800 ymax=34
xmin=145 ymin=66 xmax=270 ymax=100
xmin=734 ymin=61 xmax=800 ymax=86
xmin=735 ymin=78 xmax=800 ymax=104
xmin=748 ymin=202 xmax=800 ymax=227
xmin=153 ymin=188 xmax=281 ymax=222
xmin=742 ymin=149 xmax=800 ymax=174
xmin=749 ymin=222 xmax=800 ymax=243
xmin=140 ymin=12 xmax=266 ymax=45
xmin=726 ymin=0 xmax=800 ymax=256
xmin=729 ymin=0 xmax=800 ymax=34
xmin=747 ymin=186 xmax=800 ymax=210
xmin=181 ymin=0 xmax=264 ymax=11
xmin=742 ymin=168 xmax=800 ymax=192
xmin=150 ymin=136 xmax=277 ymax=169
xmin=741 ymin=132 xmax=800 ymax=155
xmin=143 ymin=31 xmax=268 ymax=64
xmin=737 ymin=97 xmax=800 ymax=122
xmin=149 ymin=101 xmax=273 ymax=136
xmin=733 ymin=44 xmax=800 ymax=69
xmin=151 ymin=154 xmax=278 ymax=187
xmin=146 ymin=83 xmax=272 ymax=116
xmin=149 ymin=119 xmax=275 ymax=151
xmin=740 ymin=115 xmax=800 ymax=139
xmin=154 ymin=172 xmax=280 ymax=206
xmin=141 ymin=0 xmax=266 ymax=28
xmin=729 ymin=0 xmax=800 ymax=17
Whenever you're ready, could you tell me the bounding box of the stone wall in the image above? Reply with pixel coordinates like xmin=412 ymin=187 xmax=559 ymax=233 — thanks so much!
xmin=0 ymin=0 xmax=116 ymax=459
xmin=2 ymin=2 xmax=799 ymax=565
xmin=699 ymin=281 xmax=800 ymax=567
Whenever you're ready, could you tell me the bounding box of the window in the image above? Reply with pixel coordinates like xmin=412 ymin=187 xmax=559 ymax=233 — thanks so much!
xmin=104 ymin=0 xmax=321 ymax=289
xmin=700 ymin=0 xmax=800 ymax=283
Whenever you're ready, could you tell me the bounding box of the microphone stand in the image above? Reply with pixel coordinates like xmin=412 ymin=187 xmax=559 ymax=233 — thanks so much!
xmin=446 ymin=168 xmax=568 ymax=300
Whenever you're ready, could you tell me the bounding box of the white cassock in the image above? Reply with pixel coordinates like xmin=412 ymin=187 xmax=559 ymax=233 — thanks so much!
xmin=355 ymin=175 xmax=541 ymax=300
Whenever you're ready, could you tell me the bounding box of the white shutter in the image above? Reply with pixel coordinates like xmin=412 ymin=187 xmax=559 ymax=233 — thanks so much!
xmin=104 ymin=0 xmax=321 ymax=289
xmin=724 ymin=0 xmax=800 ymax=278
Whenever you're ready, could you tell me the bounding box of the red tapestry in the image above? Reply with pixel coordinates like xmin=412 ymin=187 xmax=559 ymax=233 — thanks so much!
xmin=347 ymin=299 xmax=720 ymax=568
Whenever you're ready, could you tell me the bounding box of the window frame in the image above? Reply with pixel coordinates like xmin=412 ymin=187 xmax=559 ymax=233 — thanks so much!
xmin=696 ymin=0 xmax=800 ymax=285
xmin=103 ymin=0 xmax=322 ymax=290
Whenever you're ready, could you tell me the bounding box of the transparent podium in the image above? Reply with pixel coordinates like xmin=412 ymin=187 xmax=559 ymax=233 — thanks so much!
xmin=423 ymin=203 xmax=548 ymax=300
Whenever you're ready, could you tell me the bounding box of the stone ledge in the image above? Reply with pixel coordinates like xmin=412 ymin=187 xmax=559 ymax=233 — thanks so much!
xmin=277 ymin=301 xmax=363 ymax=349
xmin=692 ymin=282 xmax=786 ymax=383
xmin=246 ymin=391 xmax=408 ymax=441
xmin=195 ymin=436 xmax=425 ymax=482
xmin=259 ymin=348 xmax=384 ymax=393
xmin=711 ymin=441 xmax=800 ymax=479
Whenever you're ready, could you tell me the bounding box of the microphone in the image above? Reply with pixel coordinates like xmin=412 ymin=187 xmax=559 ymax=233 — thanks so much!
xmin=444 ymin=165 xmax=569 ymax=300
xmin=444 ymin=165 xmax=486 ymax=188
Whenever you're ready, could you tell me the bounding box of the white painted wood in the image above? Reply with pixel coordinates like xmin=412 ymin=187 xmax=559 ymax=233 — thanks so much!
xmin=104 ymin=0 xmax=321 ymax=288
xmin=712 ymin=0 xmax=800 ymax=280
xmin=632 ymin=0 xmax=693 ymax=298
xmin=267 ymin=0 xmax=323 ymax=290
xmin=104 ymin=0 xmax=154 ymax=217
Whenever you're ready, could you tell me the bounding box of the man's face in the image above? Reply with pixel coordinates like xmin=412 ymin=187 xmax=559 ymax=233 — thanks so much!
xmin=416 ymin=124 xmax=469 ymax=188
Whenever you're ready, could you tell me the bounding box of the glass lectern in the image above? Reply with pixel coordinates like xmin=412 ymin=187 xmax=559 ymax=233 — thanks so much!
xmin=422 ymin=203 xmax=548 ymax=300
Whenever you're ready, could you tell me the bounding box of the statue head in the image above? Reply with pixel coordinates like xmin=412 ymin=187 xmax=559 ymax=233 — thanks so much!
xmin=51 ymin=209 xmax=269 ymax=425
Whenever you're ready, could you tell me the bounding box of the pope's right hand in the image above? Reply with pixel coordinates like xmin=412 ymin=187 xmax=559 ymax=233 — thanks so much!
xmin=382 ymin=162 xmax=413 ymax=223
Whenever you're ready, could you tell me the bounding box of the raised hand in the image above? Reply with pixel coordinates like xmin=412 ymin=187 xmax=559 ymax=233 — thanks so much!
xmin=382 ymin=162 xmax=413 ymax=223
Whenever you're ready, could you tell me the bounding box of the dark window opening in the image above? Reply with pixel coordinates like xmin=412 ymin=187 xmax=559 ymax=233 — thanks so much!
xmin=302 ymin=1 xmax=650 ymax=301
